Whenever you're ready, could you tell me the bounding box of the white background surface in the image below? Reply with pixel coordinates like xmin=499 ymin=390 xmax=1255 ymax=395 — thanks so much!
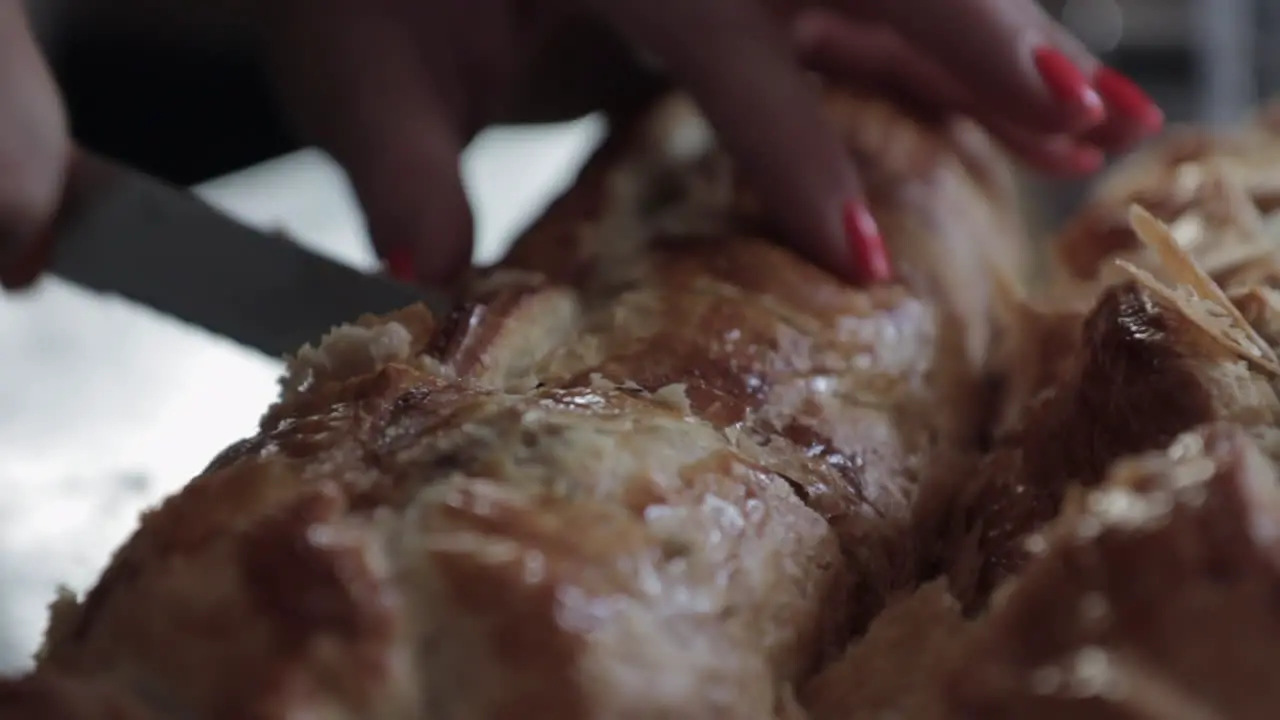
xmin=0 ymin=116 xmax=605 ymax=673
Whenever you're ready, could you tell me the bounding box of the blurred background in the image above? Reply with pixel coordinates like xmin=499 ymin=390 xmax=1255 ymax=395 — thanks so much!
xmin=0 ymin=0 xmax=1275 ymax=671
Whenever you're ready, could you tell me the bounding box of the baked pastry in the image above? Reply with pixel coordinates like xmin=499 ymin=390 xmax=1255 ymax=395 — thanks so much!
xmin=801 ymin=108 xmax=1280 ymax=720
xmin=807 ymin=422 xmax=1280 ymax=720
xmin=928 ymin=109 xmax=1280 ymax=608
xmin=10 ymin=83 xmax=1280 ymax=719
xmin=0 ymin=91 xmax=1025 ymax=719
xmin=1054 ymin=104 xmax=1280 ymax=295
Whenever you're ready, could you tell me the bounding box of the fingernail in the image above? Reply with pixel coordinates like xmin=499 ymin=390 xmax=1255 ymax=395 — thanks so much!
xmin=1071 ymin=146 xmax=1105 ymax=174
xmin=1093 ymin=67 xmax=1164 ymax=134
xmin=1063 ymin=145 xmax=1106 ymax=175
xmin=1040 ymin=138 xmax=1106 ymax=176
xmin=382 ymin=246 xmax=417 ymax=283
xmin=1033 ymin=47 xmax=1105 ymax=127
xmin=842 ymin=201 xmax=892 ymax=284
xmin=1047 ymin=136 xmax=1106 ymax=173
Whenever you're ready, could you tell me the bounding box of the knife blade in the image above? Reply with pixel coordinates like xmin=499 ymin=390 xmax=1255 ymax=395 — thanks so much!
xmin=33 ymin=153 xmax=450 ymax=359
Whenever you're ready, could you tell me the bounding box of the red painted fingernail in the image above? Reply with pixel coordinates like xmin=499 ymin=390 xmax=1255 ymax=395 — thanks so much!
xmin=1065 ymin=145 xmax=1106 ymax=175
xmin=1073 ymin=147 xmax=1106 ymax=174
xmin=1093 ymin=67 xmax=1164 ymax=133
xmin=1033 ymin=47 xmax=1105 ymax=127
xmin=842 ymin=201 xmax=892 ymax=284
xmin=382 ymin=246 xmax=417 ymax=283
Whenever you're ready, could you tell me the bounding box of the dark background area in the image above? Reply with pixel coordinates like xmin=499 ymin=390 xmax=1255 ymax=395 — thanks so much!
xmin=50 ymin=39 xmax=294 ymax=187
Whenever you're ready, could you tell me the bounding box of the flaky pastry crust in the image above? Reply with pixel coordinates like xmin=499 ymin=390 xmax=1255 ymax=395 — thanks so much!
xmin=13 ymin=84 xmax=1280 ymax=720
xmin=1 ymin=90 xmax=1024 ymax=719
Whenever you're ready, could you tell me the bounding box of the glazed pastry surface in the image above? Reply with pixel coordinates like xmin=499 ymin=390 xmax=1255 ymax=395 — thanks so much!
xmin=0 ymin=92 xmax=1023 ymax=719
xmin=10 ymin=91 xmax=1280 ymax=720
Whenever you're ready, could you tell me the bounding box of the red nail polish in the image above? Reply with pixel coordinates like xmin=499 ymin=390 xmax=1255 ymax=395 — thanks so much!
xmin=1033 ymin=47 xmax=1105 ymax=126
xmin=1065 ymin=145 xmax=1106 ymax=175
xmin=382 ymin=246 xmax=417 ymax=283
xmin=1093 ymin=67 xmax=1164 ymax=133
xmin=842 ymin=201 xmax=891 ymax=284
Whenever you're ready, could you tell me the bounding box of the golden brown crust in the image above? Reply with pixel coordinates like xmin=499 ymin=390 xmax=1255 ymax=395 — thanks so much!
xmin=836 ymin=107 xmax=1280 ymax=713
xmin=804 ymin=423 xmax=1280 ymax=720
xmin=949 ymin=424 xmax=1280 ymax=720
xmin=1051 ymin=107 xmax=1280 ymax=297
xmin=3 ymin=89 xmax=1023 ymax=719
xmin=13 ymin=78 xmax=1280 ymax=719
xmin=800 ymin=581 xmax=972 ymax=720
xmin=932 ymin=281 xmax=1234 ymax=605
xmin=920 ymin=109 xmax=1280 ymax=611
xmin=0 ymin=674 xmax=154 ymax=720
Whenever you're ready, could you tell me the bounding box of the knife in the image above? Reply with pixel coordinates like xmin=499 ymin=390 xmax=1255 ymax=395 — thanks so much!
xmin=1 ymin=152 xmax=450 ymax=359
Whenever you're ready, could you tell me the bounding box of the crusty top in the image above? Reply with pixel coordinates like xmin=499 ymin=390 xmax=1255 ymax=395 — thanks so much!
xmin=8 ymin=74 xmax=1280 ymax=720
xmin=1 ymin=90 xmax=1025 ymax=719
xmin=1053 ymin=101 xmax=1280 ymax=297
xmin=801 ymin=104 xmax=1280 ymax=720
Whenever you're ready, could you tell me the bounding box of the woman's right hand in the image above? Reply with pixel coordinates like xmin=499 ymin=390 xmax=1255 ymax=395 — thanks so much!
xmin=0 ymin=0 xmax=1166 ymax=294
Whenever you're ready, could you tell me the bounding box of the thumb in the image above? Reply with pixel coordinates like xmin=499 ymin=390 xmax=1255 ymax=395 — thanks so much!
xmin=0 ymin=1 xmax=69 ymax=265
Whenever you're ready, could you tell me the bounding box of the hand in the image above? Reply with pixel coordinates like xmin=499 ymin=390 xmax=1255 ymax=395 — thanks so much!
xmin=258 ymin=0 xmax=902 ymax=285
xmin=0 ymin=1 xmax=68 ymax=284
xmin=789 ymin=0 xmax=1163 ymax=176
xmin=0 ymin=0 xmax=1164 ymax=292
xmin=262 ymin=0 xmax=1164 ymax=287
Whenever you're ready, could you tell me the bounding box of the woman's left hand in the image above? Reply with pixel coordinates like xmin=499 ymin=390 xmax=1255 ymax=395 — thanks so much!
xmin=789 ymin=0 xmax=1164 ymax=176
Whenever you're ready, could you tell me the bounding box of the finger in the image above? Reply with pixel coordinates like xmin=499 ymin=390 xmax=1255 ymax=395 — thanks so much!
xmin=500 ymin=17 xmax=668 ymax=124
xmin=587 ymin=0 xmax=889 ymax=284
xmin=1032 ymin=12 xmax=1162 ymax=151
xmin=794 ymin=13 xmax=993 ymax=128
xmin=997 ymin=129 xmax=1104 ymax=178
xmin=263 ymin=1 xmax=473 ymax=287
xmin=793 ymin=11 xmax=1103 ymax=177
xmin=0 ymin=2 xmax=69 ymax=266
xmin=854 ymin=0 xmax=1107 ymax=133
xmin=1078 ymin=65 xmax=1164 ymax=152
xmin=811 ymin=4 xmax=1161 ymax=155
